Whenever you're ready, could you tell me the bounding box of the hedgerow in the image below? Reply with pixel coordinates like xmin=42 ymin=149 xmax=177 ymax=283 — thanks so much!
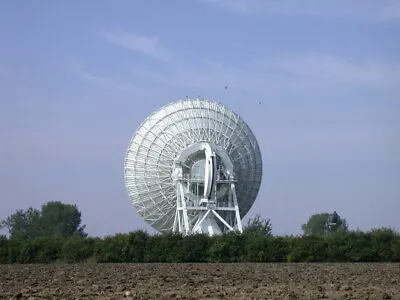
xmin=0 ymin=228 xmax=399 ymax=264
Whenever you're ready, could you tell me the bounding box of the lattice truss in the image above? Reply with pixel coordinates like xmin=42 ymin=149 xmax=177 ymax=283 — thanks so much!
xmin=124 ymin=99 xmax=262 ymax=233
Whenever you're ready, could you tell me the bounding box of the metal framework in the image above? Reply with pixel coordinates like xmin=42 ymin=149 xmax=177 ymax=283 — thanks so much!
xmin=124 ymin=99 xmax=262 ymax=235
xmin=172 ymin=142 xmax=243 ymax=235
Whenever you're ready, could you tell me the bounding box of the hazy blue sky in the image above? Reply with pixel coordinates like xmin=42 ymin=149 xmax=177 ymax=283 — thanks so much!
xmin=0 ymin=0 xmax=399 ymax=236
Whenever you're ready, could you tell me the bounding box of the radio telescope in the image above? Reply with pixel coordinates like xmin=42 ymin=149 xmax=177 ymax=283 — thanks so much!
xmin=124 ymin=99 xmax=262 ymax=236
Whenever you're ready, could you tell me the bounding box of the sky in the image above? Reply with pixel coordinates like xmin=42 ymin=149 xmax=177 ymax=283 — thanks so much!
xmin=0 ymin=0 xmax=399 ymax=237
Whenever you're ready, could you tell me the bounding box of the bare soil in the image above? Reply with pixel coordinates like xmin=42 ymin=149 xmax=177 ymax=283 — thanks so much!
xmin=1 ymin=263 xmax=399 ymax=299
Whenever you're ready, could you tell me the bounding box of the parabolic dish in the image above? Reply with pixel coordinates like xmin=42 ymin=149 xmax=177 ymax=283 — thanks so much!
xmin=124 ymin=99 xmax=262 ymax=232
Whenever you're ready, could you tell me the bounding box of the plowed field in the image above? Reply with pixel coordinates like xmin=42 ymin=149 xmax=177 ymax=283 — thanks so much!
xmin=1 ymin=263 xmax=399 ymax=299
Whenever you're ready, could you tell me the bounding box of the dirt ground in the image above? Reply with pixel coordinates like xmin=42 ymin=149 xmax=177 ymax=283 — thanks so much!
xmin=0 ymin=263 xmax=399 ymax=299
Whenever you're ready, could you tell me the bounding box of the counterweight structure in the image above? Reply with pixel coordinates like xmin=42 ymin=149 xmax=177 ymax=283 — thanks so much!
xmin=124 ymin=99 xmax=262 ymax=236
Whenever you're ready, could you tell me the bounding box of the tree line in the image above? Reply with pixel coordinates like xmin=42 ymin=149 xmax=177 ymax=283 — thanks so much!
xmin=1 ymin=202 xmax=399 ymax=263
xmin=1 ymin=227 xmax=399 ymax=264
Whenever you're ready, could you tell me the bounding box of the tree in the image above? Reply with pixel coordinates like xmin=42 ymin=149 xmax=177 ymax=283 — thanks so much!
xmin=39 ymin=201 xmax=87 ymax=238
xmin=243 ymin=214 xmax=272 ymax=236
xmin=0 ymin=201 xmax=87 ymax=239
xmin=0 ymin=208 xmax=41 ymax=240
xmin=301 ymin=212 xmax=348 ymax=235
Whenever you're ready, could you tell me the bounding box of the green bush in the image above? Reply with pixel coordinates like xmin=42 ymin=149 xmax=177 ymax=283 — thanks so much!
xmin=391 ymin=238 xmax=400 ymax=262
xmin=178 ymin=233 xmax=210 ymax=262
xmin=125 ymin=230 xmax=149 ymax=262
xmin=6 ymin=239 xmax=21 ymax=263
xmin=94 ymin=231 xmax=149 ymax=263
xmin=62 ymin=237 xmax=97 ymax=263
xmin=369 ymin=228 xmax=398 ymax=262
xmin=144 ymin=233 xmax=183 ymax=262
xmin=207 ymin=234 xmax=231 ymax=262
xmin=342 ymin=231 xmax=376 ymax=262
xmin=264 ymin=236 xmax=291 ymax=262
xmin=33 ymin=237 xmax=63 ymax=263
xmin=287 ymin=235 xmax=328 ymax=262
xmin=325 ymin=232 xmax=347 ymax=262
xmin=0 ymin=227 xmax=399 ymax=264
xmin=244 ymin=233 xmax=267 ymax=262
xmin=0 ymin=235 xmax=9 ymax=264
xmin=95 ymin=234 xmax=129 ymax=263
xmin=206 ymin=232 xmax=246 ymax=262
xmin=18 ymin=240 xmax=39 ymax=263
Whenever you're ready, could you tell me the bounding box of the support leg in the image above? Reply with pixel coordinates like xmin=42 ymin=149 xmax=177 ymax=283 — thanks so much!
xmin=231 ymin=183 xmax=243 ymax=233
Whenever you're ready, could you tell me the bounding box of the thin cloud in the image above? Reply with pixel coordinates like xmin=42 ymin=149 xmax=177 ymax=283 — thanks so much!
xmin=102 ymin=31 xmax=172 ymax=62
xmin=199 ymin=0 xmax=266 ymax=15
xmin=270 ymin=54 xmax=400 ymax=88
xmin=262 ymin=123 xmax=400 ymax=163
xmin=136 ymin=53 xmax=400 ymax=92
xmin=199 ymin=0 xmax=400 ymax=22
xmin=94 ymin=31 xmax=400 ymax=93
xmin=69 ymin=60 xmax=142 ymax=93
